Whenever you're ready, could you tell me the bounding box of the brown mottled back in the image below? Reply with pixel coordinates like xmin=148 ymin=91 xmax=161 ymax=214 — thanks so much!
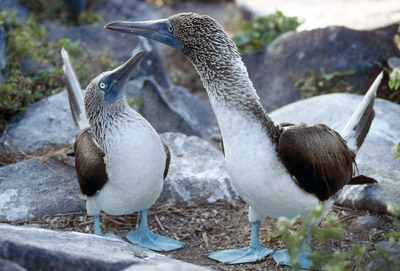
xmin=277 ymin=124 xmax=356 ymax=201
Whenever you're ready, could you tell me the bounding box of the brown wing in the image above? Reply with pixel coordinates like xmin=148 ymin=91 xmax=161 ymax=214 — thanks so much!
xmin=74 ymin=127 xmax=108 ymax=197
xmin=277 ymin=124 xmax=356 ymax=201
xmin=161 ymin=141 xmax=171 ymax=179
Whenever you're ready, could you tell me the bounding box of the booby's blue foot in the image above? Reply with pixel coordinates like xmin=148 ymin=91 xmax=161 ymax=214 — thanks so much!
xmin=207 ymin=246 xmax=273 ymax=264
xmin=207 ymin=221 xmax=273 ymax=264
xmin=126 ymin=210 xmax=183 ymax=251
xmin=273 ymin=224 xmax=313 ymax=269
xmin=93 ymin=215 xmax=123 ymax=241
xmin=273 ymin=249 xmax=313 ymax=269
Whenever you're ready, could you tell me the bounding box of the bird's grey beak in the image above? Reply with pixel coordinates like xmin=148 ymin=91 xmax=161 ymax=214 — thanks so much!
xmin=104 ymin=50 xmax=146 ymax=102
xmin=105 ymin=19 xmax=183 ymax=51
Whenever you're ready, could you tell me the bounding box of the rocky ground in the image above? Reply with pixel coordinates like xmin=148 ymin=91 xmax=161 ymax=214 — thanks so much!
xmin=3 ymin=199 xmax=399 ymax=271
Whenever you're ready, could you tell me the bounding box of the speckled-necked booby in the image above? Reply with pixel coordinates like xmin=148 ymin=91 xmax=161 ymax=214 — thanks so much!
xmin=62 ymin=48 xmax=183 ymax=251
xmin=105 ymin=13 xmax=382 ymax=266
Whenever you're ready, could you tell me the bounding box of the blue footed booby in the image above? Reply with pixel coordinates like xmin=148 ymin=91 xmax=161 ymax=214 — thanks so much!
xmin=62 ymin=48 xmax=183 ymax=251
xmin=105 ymin=13 xmax=382 ymax=267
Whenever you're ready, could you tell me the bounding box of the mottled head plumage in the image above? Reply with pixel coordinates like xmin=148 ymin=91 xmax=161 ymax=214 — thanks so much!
xmin=168 ymin=13 xmax=240 ymax=64
xmin=83 ymin=51 xmax=146 ymax=147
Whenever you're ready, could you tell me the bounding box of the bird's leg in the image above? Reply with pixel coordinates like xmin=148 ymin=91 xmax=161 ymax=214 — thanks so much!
xmin=93 ymin=215 xmax=103 ymax=235
xmin=272 ymin=224 xmax=313 ymax=269
xmin=207 ymin=221 xmax=273 ymax=264
xmin=92 ymin=214 xmax=123 ymax=240
xmin=125 ymin=209 xmax=183 ymax=251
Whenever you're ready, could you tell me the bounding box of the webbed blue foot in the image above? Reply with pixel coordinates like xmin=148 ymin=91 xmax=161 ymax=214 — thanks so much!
xmin=126 ymin=209 xmax=183 ymax=251
xmin=273 ymin=249 xmax=313 ymax=269
xmin=207 ymin=221 xmax=273 ymax=264
xmin=93 ymin=215 xmax=123 ymax=241
xmin=207 ymin=246 xmax=273 ymax=264
xmin=273 ymin=223 xmax=313 ymax=269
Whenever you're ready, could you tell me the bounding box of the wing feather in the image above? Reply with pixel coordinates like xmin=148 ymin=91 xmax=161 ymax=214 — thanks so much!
xmin=74 ymin=128 xmax=108 ymax=196
xmin=277 ymin=124 xmax=356 ymax=201
xmin=162 ymin=141 xmax=171 ymax=179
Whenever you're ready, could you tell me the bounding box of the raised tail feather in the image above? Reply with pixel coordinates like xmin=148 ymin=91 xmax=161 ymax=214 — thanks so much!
xmin=61 ymin=48 xmax=89 ymax=131
xmin=340 ymin=72 xmax=383 ymax=153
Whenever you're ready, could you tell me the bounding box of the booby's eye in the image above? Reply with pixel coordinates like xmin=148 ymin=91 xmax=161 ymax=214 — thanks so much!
xmin=99 ymin=82 xmax=106 ymax=89
xmin=168 ymin=24 xmax=174 ymax=33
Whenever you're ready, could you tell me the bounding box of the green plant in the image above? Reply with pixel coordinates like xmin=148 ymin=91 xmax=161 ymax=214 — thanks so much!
xmin=294 ymin=68 xmax=356 ymax=98
xmin=233 ymin=11 xmax=302 ymax=53
xmin=0 ymin=10 xmax=117 ymax=133
xmin=273 ymin=205 xmax=351 ymax=270
xmin=395 ymin=24 xmax=400 ymax=50
xmin=273 ymin=204 xmax=400 ymax=270
xmin=393 ymin=142 xmax=400 ymax=160
xmin=18 ymin=0 xmax=103 ymax=25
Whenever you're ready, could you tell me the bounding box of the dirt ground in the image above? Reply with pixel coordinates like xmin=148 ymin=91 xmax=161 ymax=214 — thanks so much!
xmin=3 ymin=199 xmax=398 ymax=270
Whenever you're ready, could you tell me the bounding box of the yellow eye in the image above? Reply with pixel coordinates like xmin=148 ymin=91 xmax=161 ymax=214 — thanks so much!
xmin=99 ymin=82 xmax=106 ymax=89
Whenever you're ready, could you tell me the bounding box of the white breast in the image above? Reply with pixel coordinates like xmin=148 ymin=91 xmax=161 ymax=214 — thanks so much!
xmin=216 ymin=107 xmax=319 ymax=220
xmin=86 ymin=116 xmax=164 ymax=216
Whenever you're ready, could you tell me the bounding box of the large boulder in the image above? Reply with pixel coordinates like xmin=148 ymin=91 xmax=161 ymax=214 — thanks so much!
xmin=0 ymin=91 xmax=77 ymax=155
xmin=0 ymin=224 xmax=210 ymax=271
xmin=160 ymin=132 xmax=236 ymax=206
xmin=0 ymin=91 xmax=76 ymax=155
xmin=0 ymin=157 xmax=84 ymax=221
xmin=243 ymin=26 xmax=400 ymax=112
xmin=270 ymin=93 xmax=400 ymax=213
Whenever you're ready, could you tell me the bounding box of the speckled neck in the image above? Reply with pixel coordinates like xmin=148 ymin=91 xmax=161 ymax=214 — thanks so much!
xmin=187 ymin=45 xmax=284 ymax=145
xmin=84 ymin=84 xmax=134 ymax=152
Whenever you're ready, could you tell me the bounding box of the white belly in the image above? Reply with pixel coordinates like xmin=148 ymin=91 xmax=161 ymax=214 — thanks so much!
xmin=217 ymin=109 xmax=319 ymax=220
xmin=86 ymin=120 xmax=164 ymax=216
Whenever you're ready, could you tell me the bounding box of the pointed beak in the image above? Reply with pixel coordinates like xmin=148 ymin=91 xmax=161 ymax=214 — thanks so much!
xmin=104 ymin=19 xmax=183 ymax=51
xmin=104 ymin=50 xmax=146 ymax=102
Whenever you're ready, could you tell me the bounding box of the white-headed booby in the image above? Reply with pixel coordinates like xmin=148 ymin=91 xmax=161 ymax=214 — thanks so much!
xmin=104 ymin=13 xmax=382 ymax=266
xmin=62 ymin=48 xmax=183 ymax=251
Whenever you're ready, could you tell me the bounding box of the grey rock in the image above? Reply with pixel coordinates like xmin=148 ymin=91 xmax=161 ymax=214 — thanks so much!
xmin=243 ymin=26 xmax=400 ymax=112
xmin=350 ymin=215 xmax=381 ymax=230
xmin=0 ymin=90 xmax=77 ymax=154
xmin=0 ymin=0 xmax=29 ymax=20
xmin=0 ymin=258 xmax=27 ymax=271
xmin=46 ymin=23 xmax=144 ymax=64
xmin=127 ymin=79 xmax=215 ymax=137
xmin=0 ymin=224 xmax=209 ymax=271
xmin=0 ymin=27 xmax=6 ymax=86
xmin=270 ymin=93 xmax=400 ymax=213
xmin=95 ymin=0 xmax=160 ymax=22
xmin=388 ymin=57 xmax=400 ymax=70
xmin=132 ymin=37 xmax=173 ymax=89
xmin=19 ymin=57 xmax=55 ymax=77
xmin=367 ymin=241 xmax=400 ymax=271
xmin=46 ymin=22 xmax=169 ymax=90
xmin=159 ymin=132 xmax=237 ymax=206
xmin=0 ymin=158 xmax=84 ymax=221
